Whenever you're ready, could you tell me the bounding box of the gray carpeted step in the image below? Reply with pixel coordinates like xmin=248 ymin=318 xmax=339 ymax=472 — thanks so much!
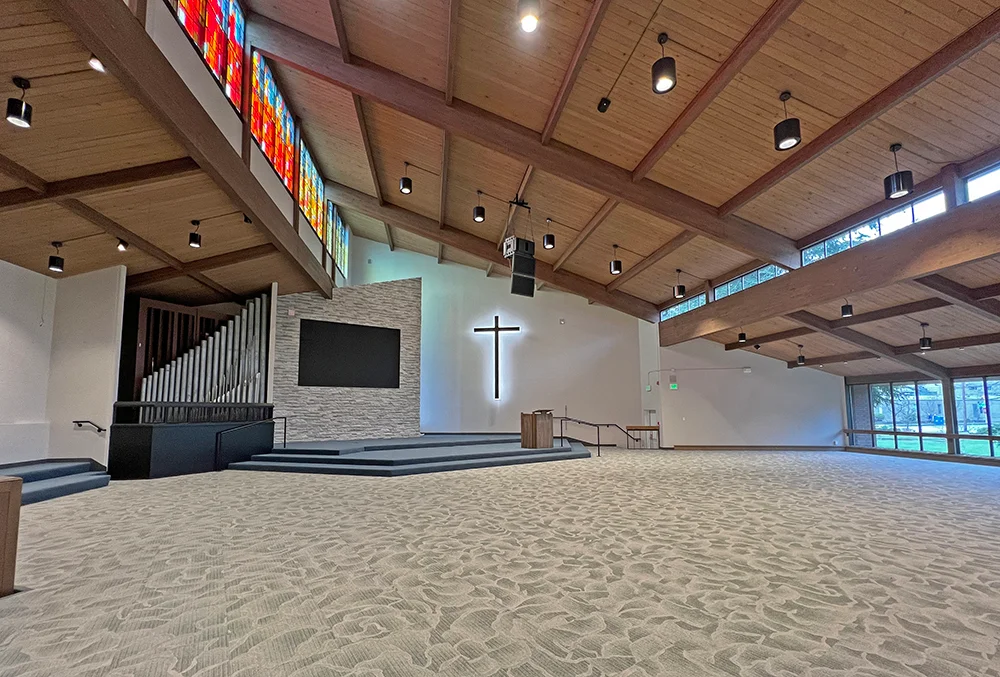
xmin=251 ymin=445 xmax=572 ymax=466
xmin=21 ymin=471 xmax=110 ymax=505
xmin=285 ymin=435 xmax=524 ymax=456
xmin=230 ymin=449 xmax=591 ymax=477
xmin=1 ymin=461 xmax=95 ymax=483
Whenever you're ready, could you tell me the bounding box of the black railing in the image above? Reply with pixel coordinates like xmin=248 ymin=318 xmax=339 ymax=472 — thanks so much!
xmin=214 ymin=417 xmax=286 ymax=471
xmin=114 ymin=401 xmax=274 ymax=425
xmin=73 ymin=420 xmax=107 ymax=433
xmin=554 ymin=417 xmax=641 ymax=457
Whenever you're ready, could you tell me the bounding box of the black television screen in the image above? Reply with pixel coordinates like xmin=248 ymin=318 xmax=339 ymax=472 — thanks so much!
xmin=298 ymin=319 xmax=401 ymax=388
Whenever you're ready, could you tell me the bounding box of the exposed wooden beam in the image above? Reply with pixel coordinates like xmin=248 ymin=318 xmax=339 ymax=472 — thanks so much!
xmin=632 ymin=0 xmax=804 ymax=181
xmin=497 ymin=165 xmax=535 ymax=247
xmin=385 ymin=223 xmax=395 ymax=251
xmin=439 ymin=131 xmax=450 ymax=227
xmin=949 ymin=363 xmax=1000 ymax=379
xmin=971 ymin=282 xmax=1000 ymax=300
xmin=724 ymin=326 xmax=813 ymax=350
xmin=327 ymin=0 xmax=352 ymax=63
xmin=328 ymin=181 xmax=658 ymax=321
xmin=126 ymin=243 xmax=278 ymax=287
xmin=660 ymin=191 xmax=1000 ymax=346
xmin=788 ymin=350 xmax=877 ymax=368
xmin=54 ymin=0 xmax=332 ymax=297
xmin=485 ymin=263 xmax=494 ymax=277
xmin=897 ymin=331 xmax=1000 ymax=355
xmin=58 ymin=198 xmax=236 ymax=300
xmin=353 ymin=94 xmax=383 ymax=205
xmin=787 ymin=310 xmax=949 ymax=380
xmin=719 ymin=8 xmax=1000 ymax=217
xmin=846 ymin=372 xmax=928 ymax=386
xmin=607 ymin=231 xmax=696 ymax=292
xmin=540 ymin=0 xmax=612 ymax=144
xmin=0 ymin=158 xmax=202 ymax=214
xmin=914 ymin=274 xmax=1000 ymax=323
xmin=437 ymin=243 xmax=444 ymax=264
xmin=552 ymin=198 xmax=617 ymax=271
xmin=444 ymin=0 xmax=460 ymax=105
xmin=830 ymin=297 xmax=952 ymax=329
xmin=247 ymin=15 xmax=801 ymax=269
xmin=0 ymin=152 xmax=46 ymax=193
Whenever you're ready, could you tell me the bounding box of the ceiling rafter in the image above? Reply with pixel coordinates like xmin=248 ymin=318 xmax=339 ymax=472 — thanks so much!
xmin=246 ymin=14 xmax=801 ymax=268
xmin=327 ymin=0 xmax=352 ymax=64
xmin=631 ymin=0 xmax=804 ymax=181
xmin=445 ymin=0 xmax=460 ymax=104
xmin=496 ymin=165 xmax=535 ymax=247
xmin=659 ymin=191 xmax=1000 ymax=346
xmin=718 ymin=8 xmax=1000 ymax=217
xmin=353 ymin=94 xmax=383 ymax=205
xmin=786 ymin=310 xmax=949 ymax=380
xmin=607 ymin=231 xmax=696 ymax=292
xmin=439 ymin=131 xmax=450 ymax=227
xmin=914 ymin=275 xmax=1000 ymax=324
xmin=789 ymin=332 xmax=1000 ymax=369
xmin=0 ymin=152 xmax=47 ymax=193
xmin=540 ymin=0 xmax=612 ymax=145
xmin=328 ymin=181 xmax=658 ymax=321
xmin=552 ymin=198 xmax=617 ymax=271
xmin=0 ymin=158 xmax=202 ymax=214
xmin=126 ymin=243 xmax=278 ymax=287
xmin=723 ymin=326 xmax=813 ymax=351
xmin=788 ymin=351 xmax=877 ymax=368
xmin=385 ymin=222 xmax=395 ymax=251
xmin=53 ymin=0 xmax=332 ymax=297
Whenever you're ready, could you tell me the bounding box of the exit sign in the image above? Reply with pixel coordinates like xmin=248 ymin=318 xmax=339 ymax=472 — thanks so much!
xmin=669 ymin=383 xmax=678 ymax=390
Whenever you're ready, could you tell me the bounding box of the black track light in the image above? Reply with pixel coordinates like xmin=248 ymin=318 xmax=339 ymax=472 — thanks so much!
xmin=919 ymin=322 xmax=932 ymax=351
xmin=117 ymin=239 xmax=128 ymax=252
xmin=738 ymin=331 xmax=747 ymax=343
xmin=518 ymin=0 xmax=540 ymax=33
xmin=841 ymin=299 xmax=853 ymax=318
xmin=48 ymin=241 xmax=64 ymax=273
xmin=542 ymin=225 xmax=555 ymax=250
xmin=189 ymin=220 xmax=202 ymax=248
xmin=884 ymin=143 xmax=913 ymax=200
xmin=753 ymin=344 xmax=761 ymax=351
xmin=88 ymin=55 xmax=107 ymax=73
xmin=400 ymin=162 xmax=413 ymax=195
xmin=652 ymin=33 xmax=676 ymax=94
xmin=797 ymin=344 xmax=805 ymax=366
xmin=610 ymin=244 xmax=622 ymax=276
xmin=773 ymin=91 xmax=801 ymax=151
xmin=673 ymin=269 xmax=686 ymax=299
xmin=597 ymin=97 xmax=611 ymax=113
xmin=473 ymin=191 xmax=486 ymax=223
xmin=243 ymin=214 xmax=252 ymax=224
xmin=6 ymin=76 xmax=32 ymax=129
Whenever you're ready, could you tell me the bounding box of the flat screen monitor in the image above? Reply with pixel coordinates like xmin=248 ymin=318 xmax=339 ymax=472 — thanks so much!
xmin=297 ymin=319 xmax=400 ymax=388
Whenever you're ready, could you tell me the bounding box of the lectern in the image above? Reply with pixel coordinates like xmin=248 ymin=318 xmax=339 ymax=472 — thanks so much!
xmin=521 ymin=409 xmax=554 ymax=449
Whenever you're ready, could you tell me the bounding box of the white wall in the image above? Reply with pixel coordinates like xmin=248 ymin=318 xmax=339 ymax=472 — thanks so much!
xmin=0 ymin=261 xmax=55 ymax=464
xmin=658 ymin=339 xmax=847 ymax=448
xmin=350 ymin=238 xmax=650 ymax=443
xmin=45 ymin=267 xmax=127 ymax=465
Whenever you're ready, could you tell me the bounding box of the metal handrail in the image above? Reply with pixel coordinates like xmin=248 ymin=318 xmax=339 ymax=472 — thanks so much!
xmin=554 ymin=416 xmax=641 ymax=457
xmin=214 ymin=417 xmax=286 ymax=471
xmin=73 ymin=420 xmax=107 ymax=434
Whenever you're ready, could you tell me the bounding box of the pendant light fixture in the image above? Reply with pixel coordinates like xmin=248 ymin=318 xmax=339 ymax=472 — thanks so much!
xmin=48 ymin=242 xmax=64 ymax=273
xmin=117 ymin=239 xmax=128 ymax=252
xmin=6 ymin=76 xmax=32 ymax=129
xmin=841 ymin=299 xmax=853 ymax=318
xmin=773 ymin=91 xmax=801 ymax=151
xmin=919 ymin=322 xmax=933 ymax=350
xmin=189 ymin=220 xmax=202 ymax=248
xmin=797 ymin=344 xmax=805 ymax=366
xmin=88 ymin=55 xmax=107 ymax=73
xmin=651 ymin=33 xmax=676 ymax=94
xmin=542 ymin=219 xmax=555 ymax=250
xmin=610 ymin=244 xmax=622 ymax=276
xmin=399 ymin=162 xmax=413 ymax=195
xmin=518 ymin=0 xmax=540 ymax=33
xmin=738 ymin=328 xmax=747 ymax=343
xmin=884 ymin=143 xmax=913 ymax=200
xmin=473 ymin=191 xmax=486 ymax=223
xmin=672 ymin=269 xmax=686 ymax=299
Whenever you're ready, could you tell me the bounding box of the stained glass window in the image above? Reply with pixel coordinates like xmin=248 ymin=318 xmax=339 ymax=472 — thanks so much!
xmin=324 ymin=201 xmax=336 ymax=256
xmin=335 ymin=210 xmax=350 ymax=278
xmin=172 ymin=0 xmax=244 ymax=110
xmin=298 ymin=141 xmax=325 ymax=235
xmin=251 ymin=53 xmax=296 ymax=191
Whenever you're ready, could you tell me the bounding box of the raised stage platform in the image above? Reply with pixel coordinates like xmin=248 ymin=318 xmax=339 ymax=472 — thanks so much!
xmin=229 ymin=434 xmax=590 ymax=477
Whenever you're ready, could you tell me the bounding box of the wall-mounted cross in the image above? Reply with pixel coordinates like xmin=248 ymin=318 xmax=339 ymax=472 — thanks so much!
xmin=474 ymin=315 xmax=520 ymax=400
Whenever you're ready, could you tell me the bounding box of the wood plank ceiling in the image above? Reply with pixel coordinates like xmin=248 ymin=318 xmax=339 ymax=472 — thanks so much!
xmin=11 ymin=0 xmax=1000 ymax=379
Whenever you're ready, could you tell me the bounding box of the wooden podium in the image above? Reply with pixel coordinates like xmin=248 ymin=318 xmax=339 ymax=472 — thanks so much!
xmin=521 ymin=409 xmax=554 ymax=449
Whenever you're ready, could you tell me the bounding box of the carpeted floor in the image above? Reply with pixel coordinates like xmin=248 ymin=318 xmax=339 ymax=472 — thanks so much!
xmin=1 ymin=450 xmax=999 ymax=676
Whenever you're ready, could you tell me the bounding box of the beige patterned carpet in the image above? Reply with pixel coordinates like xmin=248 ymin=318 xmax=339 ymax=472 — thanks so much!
xmin=1 ymin=450 xmax=1000 ymax=676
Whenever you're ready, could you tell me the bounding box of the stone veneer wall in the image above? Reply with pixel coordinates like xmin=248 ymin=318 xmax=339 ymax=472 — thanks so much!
xmin=272 ymin=278 xmax=421 ymax=441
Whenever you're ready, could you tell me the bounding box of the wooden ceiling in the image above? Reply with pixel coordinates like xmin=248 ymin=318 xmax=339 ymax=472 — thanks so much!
xmin=0 ymin=0 xmax=324 ymax=306
xmin=9 ymin=0 xmax=1000 ymax=379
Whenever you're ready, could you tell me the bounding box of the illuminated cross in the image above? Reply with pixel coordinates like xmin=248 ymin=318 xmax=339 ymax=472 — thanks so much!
xmin=474 ymin=315 xmax=520 ymax=400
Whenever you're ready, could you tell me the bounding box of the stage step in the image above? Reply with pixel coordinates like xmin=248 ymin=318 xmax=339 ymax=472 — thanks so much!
xmin=283 ymin=434 xmax=524 ymax=456
xmin=0 ymin=461 xmax=95 ymax=484
xmin=251 ymin=444 xmax=574 ymax=466
xmin=230 ymin=449 xmax=590 ymax=477
xmin=21 ymin=471 xmax=111 ymax=505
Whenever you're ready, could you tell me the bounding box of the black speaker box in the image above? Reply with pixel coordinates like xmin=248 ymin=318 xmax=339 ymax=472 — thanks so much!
xmin=511 ymin=252 xmax=536 ymax=278
xmin=511 ymin=274 xmax=535 ymax=297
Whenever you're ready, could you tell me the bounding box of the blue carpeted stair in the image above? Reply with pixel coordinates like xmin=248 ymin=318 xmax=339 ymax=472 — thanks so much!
xmin=0 ymin=460 xmax=110 ymax=505
xmin=230 ymin=436 xmax=590 ymax=477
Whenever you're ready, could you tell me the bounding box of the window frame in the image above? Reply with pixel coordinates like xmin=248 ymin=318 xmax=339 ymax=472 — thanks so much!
xmin=659 ymin=293 xmax=707 ymax=323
